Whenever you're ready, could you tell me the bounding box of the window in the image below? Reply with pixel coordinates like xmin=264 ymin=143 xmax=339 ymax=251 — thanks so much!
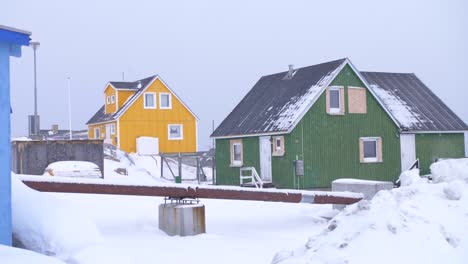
xmin=360 ymin=137 xmax=382 ymax=163
xmin=168 ymin=124 xmax=183 ymax=140
xmin=230 ymin=139 xmax=243 ymax=166
xmin=272 ymin=136 xmax=285 ymax=156
xmin=144 ymin=92 xmax=156 ymax=109
xmin=160 ymin=93 xmax=172 ymax=109
xmin=111 ymin=95 xmax=115 ymax=104
xmin=106 ymin=96 xmax=110 ymax=104
xmin=327 ymin=87 xmax=344 ymax=115
xmin=110 ymin=124 xmax=115 ymax=135
xmin=348 ymin=87 xmax=367 ymax=114
xmin=95 ymin=128 xmax=100 ymax=139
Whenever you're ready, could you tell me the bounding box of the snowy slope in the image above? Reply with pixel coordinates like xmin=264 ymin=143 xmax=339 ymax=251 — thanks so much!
xmin=273 ymin=160 xmax=468 ymax=264
xmin=0 ymin=245 xmax=66 ymax=264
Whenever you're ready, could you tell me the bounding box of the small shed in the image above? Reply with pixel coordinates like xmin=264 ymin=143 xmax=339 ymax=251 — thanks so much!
xmin=0 ymin=25 xmax=31 ymax=246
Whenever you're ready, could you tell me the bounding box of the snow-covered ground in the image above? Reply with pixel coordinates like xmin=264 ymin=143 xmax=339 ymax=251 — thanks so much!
xmin=0 ymin=245 xmax=66 ymax=264
xmin=7 ymin=158 xmax=468 ymax=264
xmin=274 ymin=159 xmax=468 ymax=264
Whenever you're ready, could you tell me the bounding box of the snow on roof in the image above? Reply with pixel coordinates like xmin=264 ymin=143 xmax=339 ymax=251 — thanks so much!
xmin=369 ymin=83 xmax=424 ymax=129
xmin=211 ymin=59 xmax=347 ymax=137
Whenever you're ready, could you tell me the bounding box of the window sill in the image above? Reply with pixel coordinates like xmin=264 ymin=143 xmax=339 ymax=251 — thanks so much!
xmin=361 ymin=158 xmax=382 ymax=163
xmin=168 ymin=138 xmax=183 ymax=141
xmin=328 ymin=112 xmax=345 ymax=116
xmin=160 ymin=107 xmax=172 ymax=110
xmin=272 ymin=151 xmax=285 ymax=157
xmin=230 ymin=163 xmax=243 ymax=167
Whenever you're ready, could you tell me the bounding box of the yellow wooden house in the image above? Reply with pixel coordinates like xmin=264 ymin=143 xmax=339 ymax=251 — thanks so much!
xmin=86 ymin=75 xmax=198 ymax=153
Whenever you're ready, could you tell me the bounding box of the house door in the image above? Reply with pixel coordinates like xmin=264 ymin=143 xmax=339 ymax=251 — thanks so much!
xmin=259 ymin=136 xmax=272 ymax=182
xmin=400 ymin=134 xmax=416 ymax=171
xmin=105 ymin=124 xmax=112 ymax=144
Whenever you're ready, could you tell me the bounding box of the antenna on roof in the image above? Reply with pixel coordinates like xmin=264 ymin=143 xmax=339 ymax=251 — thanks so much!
xmin=122 ymin=72 xmax=125 ymax=81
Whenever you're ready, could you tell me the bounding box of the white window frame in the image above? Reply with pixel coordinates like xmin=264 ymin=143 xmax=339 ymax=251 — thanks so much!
xmin=94 ymin=128 xmax=100 ymax=139
xmin=110 ymin=124 xmax=115 ymax=135
xmin=111 ymin=95 xmax=115 ymax=104
xmin=168 ymin=124 xmax=183 ymax=140
xmin=159 ymin=93 xmax=172 ymax=109
xmin=362 ymin=137 xmax=378 ymax=163
xmin=232 ymin=143 xmax=243 ymax=166
xmin=275 ymin=137 xmax=282 ymax=150
xmin=144 ymin=92 xmax=157 ymax=109
xmin=329 ymin=87 xmax=341 ymax=114
xmin=106 ymin=96 xmax=110 ymax=104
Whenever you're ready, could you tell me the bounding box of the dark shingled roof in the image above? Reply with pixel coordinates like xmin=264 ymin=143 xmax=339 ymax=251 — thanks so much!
xmin=86 ymin=76 xmax=157 ymax=125
xmin=362 ymin=72 xmax=468 ymax=131
xmin=211 ymin=59 xmax=346 ymax=137
xmin=110 ymin=75 xmax=156 ymax=90
xmin=212 ymin=59 xmax=467 ymax=138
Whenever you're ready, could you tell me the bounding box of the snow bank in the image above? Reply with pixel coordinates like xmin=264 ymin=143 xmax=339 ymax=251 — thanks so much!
xmin=398 ymin=169 xmax=425 ymax=186
xmin=430 ymin=158 xmax=468 ymax=183
xmin=0 ymin=245 xmax=66 ymax=264
xmin=274 ymin=166 xmax=468 ymax=264
xmin=11 ymin=175 xmax=102 ymax=260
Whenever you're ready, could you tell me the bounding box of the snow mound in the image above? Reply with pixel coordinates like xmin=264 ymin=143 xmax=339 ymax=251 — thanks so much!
xmin=0 ymin=245 xmax=66 ymax=264
xmin=274 ymin=168 xmax=468 ymax=264
xmin=430 ymin=158 xmax=468 ymax=183
xmin=12 ymin=175 xmax=102 ymax=260
xmin=398 ymin=169 xmax=425 ymax=186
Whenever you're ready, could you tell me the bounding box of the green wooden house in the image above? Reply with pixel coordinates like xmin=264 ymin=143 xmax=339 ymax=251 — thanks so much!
xmin=211 ymin=58 xmax=468 ymax=189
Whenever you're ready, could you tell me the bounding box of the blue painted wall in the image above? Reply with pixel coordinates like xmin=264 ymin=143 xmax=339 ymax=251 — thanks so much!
xmin=0 ymin=26 xmax=30 ymax=246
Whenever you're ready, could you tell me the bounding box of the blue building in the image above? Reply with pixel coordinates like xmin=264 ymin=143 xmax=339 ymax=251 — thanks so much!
xmin=0 ymin=25 xmax=31 ymax=246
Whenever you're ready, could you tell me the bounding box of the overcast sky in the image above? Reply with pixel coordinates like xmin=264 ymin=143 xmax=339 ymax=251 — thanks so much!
xmin=2 ymin=0 xmax=467 ymax=150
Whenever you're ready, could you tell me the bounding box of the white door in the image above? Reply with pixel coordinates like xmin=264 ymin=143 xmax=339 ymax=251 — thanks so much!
xmin=259 ymin=136 xmax=272 ymax=182
xmin=105 ymin=124 xmax=112 ymax=144
xmin=400 ymin=134 xmax=416 ymax=171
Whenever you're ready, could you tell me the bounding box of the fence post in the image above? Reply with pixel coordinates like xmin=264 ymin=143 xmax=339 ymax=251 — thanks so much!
xmin=175 ymin=152 xmax=182 ymax=183
xmin=196 ymin=157 xmax=201 ymax=184
xmin=212 ymin=156 xmax=216 ymax=185
xmin=160 ymin=154 xmax=164 ymax=179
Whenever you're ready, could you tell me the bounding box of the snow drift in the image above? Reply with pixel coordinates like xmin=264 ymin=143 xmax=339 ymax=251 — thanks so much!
xmin=11 ymin=175 xmax=102 ymax=260
xmin=273 ymin=159 xmax=468 ymax=264
xmin=0 ymin=245 xmax=66 ymax=264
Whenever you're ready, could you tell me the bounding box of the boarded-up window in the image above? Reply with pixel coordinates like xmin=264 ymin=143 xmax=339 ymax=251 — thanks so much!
xmin=359 ymin=137 xmax=383 ymax=163
xmin=230 ymin=139 xmax=243 ymax=167
xmin=348 ymin=87 xmax=367 ymax=114
xmin=326 ymin=87 xmax=345 ymax=115
xmin=272 ymin=136 xmax=285 ymax=156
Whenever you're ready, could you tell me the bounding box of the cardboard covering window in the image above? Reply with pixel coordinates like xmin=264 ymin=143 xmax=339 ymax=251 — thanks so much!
xmin=359 ymin=137 xmax=383 ymax=163
xmin=230 ymin=139 xmax=243 ymax=166
xmin=348 ymin=87 xmax=367 ymax=114
xmin=326 ymin=87 xmax=345 ymax=115
xmin=272 ymin=136 xmax=285 ymax=156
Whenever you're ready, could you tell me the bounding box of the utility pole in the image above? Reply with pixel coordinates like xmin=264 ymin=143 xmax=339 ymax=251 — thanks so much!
xmin=67 ymin=77 xmax=72 ymax=140
xmin=29 ymin=41 xmax=40 ymax=137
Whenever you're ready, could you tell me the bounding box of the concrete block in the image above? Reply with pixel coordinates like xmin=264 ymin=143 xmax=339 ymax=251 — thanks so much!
xmin=332 ymin=179 xmax=394 ymax=209
xmin=159 ymin=203 xmax=206 ymax=236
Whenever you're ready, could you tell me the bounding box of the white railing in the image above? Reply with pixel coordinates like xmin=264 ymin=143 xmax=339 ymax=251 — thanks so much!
xmin=240 ymin=167 xmax=264 ymax=188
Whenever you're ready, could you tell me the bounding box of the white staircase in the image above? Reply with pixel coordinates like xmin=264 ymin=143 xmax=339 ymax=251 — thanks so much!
xmin=240 ymin=167 xmax=264 ymax=188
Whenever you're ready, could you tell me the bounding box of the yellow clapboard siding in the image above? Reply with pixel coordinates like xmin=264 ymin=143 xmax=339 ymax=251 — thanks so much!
xmin=87 ymin=122 xmax=118 ymax=145
xmin=118 ymin=78 xmax=196 ymax=153
xmin=117 ymin=90 xmax=135 ymax=110
xmin=104 ymin=85 xmax=117 ymax=114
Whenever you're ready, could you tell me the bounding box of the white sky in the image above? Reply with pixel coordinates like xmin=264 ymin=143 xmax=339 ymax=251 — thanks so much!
xmin=1 ymin=0 xmax=467 ymax=150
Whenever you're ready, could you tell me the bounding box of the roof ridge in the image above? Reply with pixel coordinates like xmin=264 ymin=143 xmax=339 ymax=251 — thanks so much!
xmin=361 ymin=71 xmax=414 ymax=75
xmin=261 ymin=58 xmax=347 ymax=78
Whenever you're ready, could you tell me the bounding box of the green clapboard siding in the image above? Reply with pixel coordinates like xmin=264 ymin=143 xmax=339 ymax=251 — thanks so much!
xmin=415 ymin=133 xmax=465 ymax=175
xmin=215 ymin=136 xmax=260 ymax=186
xmin=215 ymin=65 xmax=401 ymax=188
xmin=272 ymin=65 xmax=401 ymax=188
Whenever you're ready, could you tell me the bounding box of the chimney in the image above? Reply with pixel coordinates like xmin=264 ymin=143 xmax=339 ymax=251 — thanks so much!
xmin=52 ymin=124 xmax=59 ymax=134
xmin=284 ymin=64 xmax=295 ymax=79
xmin=137 ymin=81 xmax=142 ymax=89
